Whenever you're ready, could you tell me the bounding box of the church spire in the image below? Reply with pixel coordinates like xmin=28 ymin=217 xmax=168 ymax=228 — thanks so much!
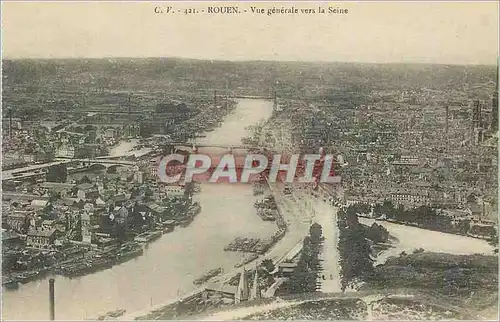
xmin=235 ymin=267 xmax=249 ymax=303
xmin=250 ymin=266 xmax=261 ymax=300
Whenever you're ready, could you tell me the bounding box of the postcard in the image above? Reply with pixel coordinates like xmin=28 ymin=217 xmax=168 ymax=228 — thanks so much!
xmin=1 ymin=1 xmax=498 ymax=320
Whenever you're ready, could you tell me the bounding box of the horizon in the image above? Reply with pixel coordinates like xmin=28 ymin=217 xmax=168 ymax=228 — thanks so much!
xmin=2 ymin=56 xmax=498 ymax=67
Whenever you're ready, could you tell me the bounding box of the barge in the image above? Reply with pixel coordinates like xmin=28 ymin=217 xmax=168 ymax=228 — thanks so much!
xmin=193 ymin=267 xmax=223 ymax=286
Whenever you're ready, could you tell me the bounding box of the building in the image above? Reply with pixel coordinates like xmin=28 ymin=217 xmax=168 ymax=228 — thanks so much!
xmin=76 ymin=183 xmax=98 ymax=200
xmin=113 ymin=206 xmax=129 ymax=226
xmin=81 ymin=212 xmax=93 ymax=244
xmin=26 ymin=228 xmax=57 ymax=248
xmin=471 ymin=100 xmax=487 ymax=145
xmin=31 ymin=199 xmax=49 ymax=210
xmin=3 ymin=212 xmax=31 ymax=233
xmin=103 ymin=128 xmax=116 ymax=139
xmin=392 ymin=156 xmax=419 ymax=166
xmin=164 ymin=185 xmax=185 ymax=198
xmin=40 ymin=220 xmax=57 ymax=230
xmin=278 ymin=262 xmax=297 ymax=277
xmin=203 ymin=284 xmax=238 ymax=302
xmin=468 ymin=222 xmax=497 ymax=239
xmin=134 ymin=171 xmax=144 ymax=184
xmin=492 ymin=79 xmax=498 ymax=130
xmin=390 ymin=190 xmax=431 ymax=208
xmin=56 ymin=140 xmax=76 ymax=158
xmin=2 ymin=229 xmax=22 ymax=247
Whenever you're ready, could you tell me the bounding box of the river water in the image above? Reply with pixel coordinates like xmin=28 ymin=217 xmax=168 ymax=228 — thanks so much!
xmin=2 ymin=99 xmax=276 ymax=321
xmin=359 ymin=218 xmax=495 ymax=264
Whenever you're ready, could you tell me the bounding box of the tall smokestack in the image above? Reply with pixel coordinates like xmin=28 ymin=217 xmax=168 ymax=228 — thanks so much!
xmin=214 ymin=90 xmax=217 ymax=106
xmin=49 ymin=278 xmax=55 ymax=320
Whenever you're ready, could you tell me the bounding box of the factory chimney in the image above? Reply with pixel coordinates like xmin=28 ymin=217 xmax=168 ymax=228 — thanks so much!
xmin=49 ymin=278 xmax=55 ymax=320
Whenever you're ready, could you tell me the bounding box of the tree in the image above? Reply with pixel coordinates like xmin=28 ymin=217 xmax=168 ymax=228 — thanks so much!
xmin=345 ymin=207 xmax=359 ymax=227
xmin=139 ymin=122 xmax=152 ymax=138
xmin=261 ymin=259 xmax=275 ymax=273
xmin=46 ymin=164 xmax=68 ymax=183
xmin=48 ymin=190 xmax=61 ymax=203
xmin=107 ymin=166 xmax=117 ymax=174
xmin=78 ymin=175 xmax=92 ymax=184
xmin=488 ymin=229 xmax=498 ymax=248
xmin=309 ymin=223 xmax=323 ymax=244
xmin=455 ymin=219 xmax=471 ymax=235
xmin=84 ymin=125 xmax=96 ymax=132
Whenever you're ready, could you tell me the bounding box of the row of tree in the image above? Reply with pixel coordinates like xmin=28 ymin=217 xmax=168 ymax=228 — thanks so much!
xmin=370 ymin=201 xmax=496 ymax=240
xmin=337 ymin=206 xmax=376 ymax=291
xmin=278 ymin=224 xmax=323 ymax=294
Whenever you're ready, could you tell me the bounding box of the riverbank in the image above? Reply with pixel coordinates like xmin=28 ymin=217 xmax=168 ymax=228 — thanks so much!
xmin=358 ymin=217 xmax=495 ymax=264
xmin=121 ymin=183 xmax=304 ymax=320
xmin=3 ymin=241 xmax=145 ymax=288
xmin=2 ymin=99 xmax=278 ymax=321
xmin=3 ymin=200 xmax=203 ymax=289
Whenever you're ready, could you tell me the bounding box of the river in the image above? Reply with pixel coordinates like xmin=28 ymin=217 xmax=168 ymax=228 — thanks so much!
xmin=358 ymin=218 xmax=495 ymax=264
xmin=2 ymin=99 xmax=276 ymax=321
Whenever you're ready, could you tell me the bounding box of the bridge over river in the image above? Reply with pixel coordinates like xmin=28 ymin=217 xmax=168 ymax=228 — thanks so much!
xmin=2 ymin=158 xmax=138 ymax=181
xmin=1 ymin=97 xmax=283 ymax=321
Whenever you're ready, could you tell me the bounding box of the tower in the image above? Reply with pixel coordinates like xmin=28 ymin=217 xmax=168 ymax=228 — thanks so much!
xmin=235 ymin=267 xmax=249 ymax=303
xmin=214 ymin=90 xmax=217 ymax=107
xmin=492 ymin=75 xmax=498 ymax=131
xmin=250 ymin=267 xmax=261 ymax=300
xmin=472 ymin=100 xmax=483 ymax=145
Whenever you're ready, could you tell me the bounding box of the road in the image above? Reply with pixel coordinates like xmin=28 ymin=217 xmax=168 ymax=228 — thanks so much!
xmin=312 ymin=199 xmax=342 ymax=293
xmin=215 ymin=181 xmax=311 ymax=282
xmin=120 ymin=177 xmax=312 ymax=321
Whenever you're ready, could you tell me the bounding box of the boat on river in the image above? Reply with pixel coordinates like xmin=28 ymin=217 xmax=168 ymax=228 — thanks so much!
xmin=134 ymin=230 xmax=162 ymax=243
xmin=97 ymin=308 xmax=126 ymax=320
xmin=193 ymin=267 xmax=223 ymax=286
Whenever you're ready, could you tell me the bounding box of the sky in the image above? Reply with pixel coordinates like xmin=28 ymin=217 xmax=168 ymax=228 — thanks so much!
xmin=2 ymin=1 xmax=499 ymax=65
